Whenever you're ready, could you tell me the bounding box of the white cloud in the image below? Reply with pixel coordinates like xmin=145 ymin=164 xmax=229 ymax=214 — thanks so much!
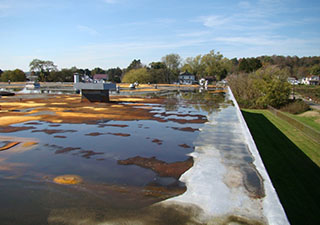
xmin=213 ymin=36 xmax=277 ymax=46
xmin=199 ymin=15 xmax=230 ymax=28
xmin=77 ymin=25 xmax=99 ymax=36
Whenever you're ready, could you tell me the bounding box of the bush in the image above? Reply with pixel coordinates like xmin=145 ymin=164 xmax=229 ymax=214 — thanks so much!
xmin=281 ymin=99 xmax=310 ymax=114
xmin=227 ymin=66 xmax=291 ymax=109
xmin=122 ymin=68 xmax=152 ymax=84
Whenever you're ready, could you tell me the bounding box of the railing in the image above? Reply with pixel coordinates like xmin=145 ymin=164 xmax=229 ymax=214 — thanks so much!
xmin=268 ymin=106 xmax=320 ymax=144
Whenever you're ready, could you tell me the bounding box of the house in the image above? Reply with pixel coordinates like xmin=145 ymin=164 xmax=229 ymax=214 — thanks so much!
xmin=287 ymin=76 xmax=299 ymax=85
xmin=93 ymin=74 xmax=109 ymax=82
xmin=301 ymin=75 xmax=320 ymax=85
xmin=178 ymin=71 xmax=196 ymax=85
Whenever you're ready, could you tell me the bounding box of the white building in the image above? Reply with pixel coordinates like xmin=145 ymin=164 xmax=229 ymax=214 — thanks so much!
xmin=287 ymin=76 xmax=299 ymax=85
xmin=301 ymin=75 xmax=320 ymax=85
xmin=178 ymin=71 xmax=196 ymax=85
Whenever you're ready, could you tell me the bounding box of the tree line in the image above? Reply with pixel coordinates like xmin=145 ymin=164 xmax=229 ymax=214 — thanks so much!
xmin=0 ymin=52 xmax=319 ymax=84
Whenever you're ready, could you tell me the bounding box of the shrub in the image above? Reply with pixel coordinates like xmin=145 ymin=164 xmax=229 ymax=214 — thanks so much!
xmin=227 ymin=66 xmax=291 ymax=109
xmin=281 ymin=99 xmax=310 ymax=114
xmin=122 ymin=68 xmax=152 ymax=84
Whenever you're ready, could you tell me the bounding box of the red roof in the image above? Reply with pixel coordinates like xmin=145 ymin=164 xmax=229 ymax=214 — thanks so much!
xmin=93 ymin=74 xmax=108 ymax=80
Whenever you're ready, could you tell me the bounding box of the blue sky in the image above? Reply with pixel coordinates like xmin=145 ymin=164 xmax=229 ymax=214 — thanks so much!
xmin=1 ymin=0 xmax=320 ymax=71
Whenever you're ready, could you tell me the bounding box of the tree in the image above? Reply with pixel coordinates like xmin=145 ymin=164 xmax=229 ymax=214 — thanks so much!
xmin=106 ymin=67 xmax=122 ymax=83
xmin=310 ymin=65 xmax=320 ymax=75
xmin=84 ymin=69 xmax=91 ymax=76
xmin=1 ymin=71 xmax=10 ymax=82
xmin=161 ymin=54 xmax=181 ymax=71
xmin=0 ymin=69 xmax=26 ymax=82
xmin=162 ymin=53 xmax=182 ymax=83
xmin=181 ymin=55 xmax=204 ymax=80
xmin=29 ymin=59 xmax=57 ymax=81
xmin=91 ymin=67 xmax=106 ymax=76
xmin=228 ymin=66 xmax=291 ymax=108
xmin=149 ymin=62 xmax=168 ymax=83
xmin=239 ymin=58 xmax=262 ymax=73
xmin=200 ymin=50 xmax=230 ymax=81
xmin=122 ymin=68 xmax=152 ymax=83
xmin=127 ymin=59 xmax=143 ymax=72
xmin=48 ymin=68 xmax=73 ymax=82
xmin=253 ymin=66 xmax=291 ymax=108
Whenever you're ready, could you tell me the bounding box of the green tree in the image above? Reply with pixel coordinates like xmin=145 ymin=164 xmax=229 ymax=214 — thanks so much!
xmin=253 ymin=67 xmax=291 ymax=108
xmin=106 ymin=67 xmax=122 ymax=83
xmin=127 ymin=59 xmax=143 ymax=72
xmin=310 ymin=65 xmax=320 ymax=75
xmin=149 ymin=62 xmax=168 ymax=83
xmin=122 ymin=68 xmax=152 ymax=84
xmin=228 ymin=66 xmax=291 ymax=108
xmin=1 ymin=69 xmax=26 ymax=82
xmin=162 ymin=54 xmax=181 ymax=71
xmin=48 ymin=68 xmax=73 ymax=82
xmin=238 ymin=58 xmax=262 ymax=73
xmin=1 ymin=71 xmax=10 ymax=82
xmin=162 ymin=53 xmax=182 ymax=83
xmin=91 ymin=67 xmax=106 ymax=76
xmin=29 ymin=59 xmax=57 ymax=81
xmin=181 ymin=55 xmax=204 ymax=80
xmin=200 ymin=50 xmax=230 ymax=81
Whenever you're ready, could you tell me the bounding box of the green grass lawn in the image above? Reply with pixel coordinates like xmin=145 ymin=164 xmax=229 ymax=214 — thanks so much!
xmin=242 ymin=109 xmax=320 ymax=225
xmin=283 ymin=111 xmax=320 ymax=132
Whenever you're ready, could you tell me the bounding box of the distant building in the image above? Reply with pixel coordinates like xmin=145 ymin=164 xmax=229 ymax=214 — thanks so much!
xmin=301 ymin=75 xmax=320 ymax=85
xmin=25 ymin=72 xmax=38 ymax=81
xmin=178 ymin=71 xmax=195 ymax=85
xmin=287 ymin=76 xmax=299 ymax=85
xmin=93 ymin=74 xmax=109 ymax=82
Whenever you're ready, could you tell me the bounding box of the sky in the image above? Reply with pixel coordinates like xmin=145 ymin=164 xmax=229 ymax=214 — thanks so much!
xmin=0 ymin=0 xmax=320 ymax=71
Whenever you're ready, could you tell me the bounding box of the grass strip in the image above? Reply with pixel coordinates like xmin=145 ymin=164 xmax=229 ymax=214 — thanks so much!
xmin=283 ymin=111 xmax=320 ymax=132
xmin=242 ymin=109 xmax=320 ymax=225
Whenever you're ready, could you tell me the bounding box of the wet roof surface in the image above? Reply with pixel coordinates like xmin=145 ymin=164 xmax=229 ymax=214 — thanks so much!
xmin=0 ymin=90 xmax=229 ymax=225
xmin=0 ymin=88 xmax=289 ymax=225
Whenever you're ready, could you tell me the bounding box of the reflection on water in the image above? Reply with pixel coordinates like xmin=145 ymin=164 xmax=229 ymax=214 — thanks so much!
xmin=0 ymin=89 xmax=227 ymax=225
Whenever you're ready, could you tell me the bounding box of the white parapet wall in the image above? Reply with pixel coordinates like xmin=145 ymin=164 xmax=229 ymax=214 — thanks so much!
xmin=162 ymin=87 xmax=290 ymax=225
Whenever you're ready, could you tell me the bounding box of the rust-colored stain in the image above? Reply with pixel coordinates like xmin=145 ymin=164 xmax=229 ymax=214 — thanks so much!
xmin=98 ymin=124 xmax=128 ymax=128
xmin=178 ymin=144 xmax=191 ymax=149
xmin=152 ymin=139 xmax=163 ymax=145
xmin=118 ymin=156 xmax=194 ymax=179
xmin=0 ymin=142 xmax=20 ymax=151
xmin=0 ymin=94 xmax=212 ymax=126
xmin=55 ymin=147 xmax=81 ymax=154
xmin=171 ymin=127 xmax=199 ymax=132
xmin=167 ymin=116 xmax=207 ymax=124
xmin=54 ymin=135 xmax=67 ymax=138
xmin=0 ymin=126 xmax=35 ymax=133
xmin=53 ymin=174 xmax=82 ymax=185
xmin=107 ymin=132 xmax=131 ymax=137
xmin=24 ymin=122 xmax=42 ymax=125
xmin=22 ymin=142 xmax=38 ymax=147
xmin=85 ymin=132 xmax=105 ymax=136
xmin=143 ymin=185 xmax=186 ymax=199
xmin=32 ymin=129 xmax=77 ymax=135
